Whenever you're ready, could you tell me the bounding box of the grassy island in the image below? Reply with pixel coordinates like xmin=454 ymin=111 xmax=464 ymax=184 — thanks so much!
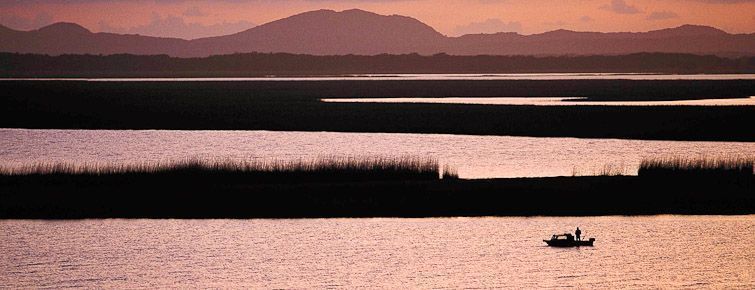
xmin=1 ymin=157 xmax=752 ymax=219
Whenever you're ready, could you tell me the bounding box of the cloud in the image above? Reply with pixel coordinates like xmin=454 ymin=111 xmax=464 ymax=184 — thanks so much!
xmin=0 ymin=12 xmax=54 ymax=30
xmin=0 ymin=0 xmax=752 ymax=6
xmin=579 ymin=16 xmax=594 ymax=22
xmin=601 ymin=0 xmax=642 ymax=14
xmin=98 ymin=13 xmax=255 ymax=39
xmin=0 ymin=0 xmax=243 ymax=6
xmin=693 ymin=0 xmax=755 ymax=3
xmin=183 ymin=6 xmax=207 ymax=17
xmin=0 ymin=0 xmax=421 ymax=6
xmin=453 ymin=18 xmax=522 ymax=36
xmin=543 ymin=20 xmax=568 ymax=27
xmin=646 ymin=11 xmax=679 ymax=20
xmin=304 ymin=0 xmax=418 ymax=1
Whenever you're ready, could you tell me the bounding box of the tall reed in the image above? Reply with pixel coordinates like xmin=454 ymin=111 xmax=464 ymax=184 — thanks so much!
xmin=572 ymin=163 xmax=631 ymax=177
xmin=638 ymin=156 xmax=754 ymax=177
xmin=0 ymin=156 xmax=457 ymax=182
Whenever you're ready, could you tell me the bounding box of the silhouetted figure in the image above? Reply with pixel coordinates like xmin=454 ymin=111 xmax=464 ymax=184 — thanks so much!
xmin=575 ymin=227 xmax=582 ymax=241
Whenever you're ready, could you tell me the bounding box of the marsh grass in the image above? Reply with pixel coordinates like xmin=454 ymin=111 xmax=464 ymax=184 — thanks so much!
xmin=572 ymin=163 xmax=632 ymax=177
xmin=638 ymin=156 xmax=754 ymax=178
xmin=441 ymin=164 xmax=459 ymax=180
xmin=0 ymin=156 xmax=457 ymax=182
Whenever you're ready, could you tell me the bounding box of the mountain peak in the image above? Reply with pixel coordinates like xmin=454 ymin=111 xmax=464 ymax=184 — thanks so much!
xmin=341 ymin=8 xmax=375 ymax=15
xmin=675 ymin=24 xmax=724 ymax=32
xmin=227 ymin=8 xmax=446 ymax=55
xmin=651 ymin=24 xmax=727 ymax=37
xmin=288 ymin=8 xmax=410 ymax=21
xmin=534 ymin=29 xmax=583 ymax=38
xmin=37 ymin=22 xmax=91 ymax=34
xmin=546 ymin=29 xmax=578 ymax=34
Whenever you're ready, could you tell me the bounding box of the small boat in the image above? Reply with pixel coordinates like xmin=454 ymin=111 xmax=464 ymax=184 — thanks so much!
xmin=543 ymin=233 xmax=595 ymax=247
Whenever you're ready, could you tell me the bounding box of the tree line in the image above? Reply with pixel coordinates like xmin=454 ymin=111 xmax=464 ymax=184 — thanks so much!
xmin=1 ymin=52 xmax=753 ymax=77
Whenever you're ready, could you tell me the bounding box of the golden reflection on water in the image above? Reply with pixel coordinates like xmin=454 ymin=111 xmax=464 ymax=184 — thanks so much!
xmin=1 ymin=216 xmax=753 ymax=288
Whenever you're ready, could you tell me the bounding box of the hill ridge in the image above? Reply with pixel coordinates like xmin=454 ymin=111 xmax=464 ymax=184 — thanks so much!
xmin=1 ymin=9 xmax=753 ymax=57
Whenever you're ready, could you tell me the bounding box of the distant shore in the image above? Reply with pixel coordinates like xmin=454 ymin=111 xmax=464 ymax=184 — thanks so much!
xmin=1 ymin=176 xmax=752 ymax=219
xmin=2 ymin=53 xmax=754 ymax=77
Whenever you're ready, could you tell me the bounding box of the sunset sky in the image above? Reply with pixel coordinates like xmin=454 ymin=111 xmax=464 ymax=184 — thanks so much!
xmin=1 ymin=0 xmax=754 ymax=39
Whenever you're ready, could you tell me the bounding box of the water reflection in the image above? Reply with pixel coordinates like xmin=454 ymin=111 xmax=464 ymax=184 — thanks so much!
xmin=2 ymin=129 xmax=753 ymax=178
xmin=1 ymin=216 xmax=753 ymax=288
xmin=3 ymin=73 xmax=755 ymax=81
xmin=322 ymin=96 xmax=755 ymax=106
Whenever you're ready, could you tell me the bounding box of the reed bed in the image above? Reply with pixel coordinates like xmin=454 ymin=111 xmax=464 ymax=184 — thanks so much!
xmin=0 ymin=156 xmax=457 ymax=182
xmin=572 ymin=163 xmax=632 ymax=177
xmin=441 ymin=164 xmax=459 ymax=180
xmin=638 ymin=156 xmax=754 ymax=177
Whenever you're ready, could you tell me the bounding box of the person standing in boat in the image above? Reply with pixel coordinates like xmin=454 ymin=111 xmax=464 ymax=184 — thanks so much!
xmin=575 ymin=227 xmax=582 ymax=241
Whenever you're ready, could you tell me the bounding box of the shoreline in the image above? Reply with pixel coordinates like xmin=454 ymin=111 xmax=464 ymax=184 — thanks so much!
xmin=3 ymin=53 xmax=754 ymax=76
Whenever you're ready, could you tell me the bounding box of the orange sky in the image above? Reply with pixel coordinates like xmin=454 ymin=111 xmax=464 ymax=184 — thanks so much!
xmin=1 ymin=0 xmax=754 ymax=39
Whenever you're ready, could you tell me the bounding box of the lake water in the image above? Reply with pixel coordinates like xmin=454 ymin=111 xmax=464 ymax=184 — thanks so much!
xmin=3 ymin=73 xmax=755 ymax=81
xmin=323 ymin=96 xmax=755 ymax=106
xmin=2 ymin=129 xmax=753 ymax=178
xmin=1 ymin=216 xmax=753 ymax=288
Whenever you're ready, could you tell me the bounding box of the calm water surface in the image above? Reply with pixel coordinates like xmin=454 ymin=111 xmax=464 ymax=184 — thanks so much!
xmin=323 ymin=96 xmax=755 ymax=106
xmin=3 ymin=73 xmax=755 ymax=81
xmin=1 ymin=129 xmax=754 ymax=178
xmin=1 ymin=216 xmax=753 ymax=288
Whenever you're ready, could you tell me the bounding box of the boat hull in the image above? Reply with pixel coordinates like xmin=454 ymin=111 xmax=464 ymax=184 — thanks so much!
xmin=544 ymin=238 xmax=595 ymax=247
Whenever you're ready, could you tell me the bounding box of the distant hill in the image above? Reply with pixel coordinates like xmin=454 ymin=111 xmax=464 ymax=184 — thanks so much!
xmin=445 ymin=24 xmax=754 ymax=57
xmin=1 ymin=9 xmax=754 ymax=57
xmin=0 ymin=22 xmax=189 ymax=56
xmin=191 ymin=9 xmax=446 ymax=55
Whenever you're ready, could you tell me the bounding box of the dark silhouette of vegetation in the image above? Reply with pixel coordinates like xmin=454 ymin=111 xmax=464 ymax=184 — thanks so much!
xmin=1 ymin=52 xmax=754 ymax=77
xmin=639 ymin=156 xmax=754 ymax=178
xmin=1 ymin=172 xmax=752 ymax=218
xmin=1 ymin=80 xmax=754 ymax=141
xmin=1 ymin=158 xmax=752 ymax=219
xmin=0 ymin=157 xmax=456 ymax=183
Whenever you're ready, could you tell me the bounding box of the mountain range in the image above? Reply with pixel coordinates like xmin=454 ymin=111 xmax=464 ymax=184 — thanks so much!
xmin=1 ymin=9 xmax=754 ymax=57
